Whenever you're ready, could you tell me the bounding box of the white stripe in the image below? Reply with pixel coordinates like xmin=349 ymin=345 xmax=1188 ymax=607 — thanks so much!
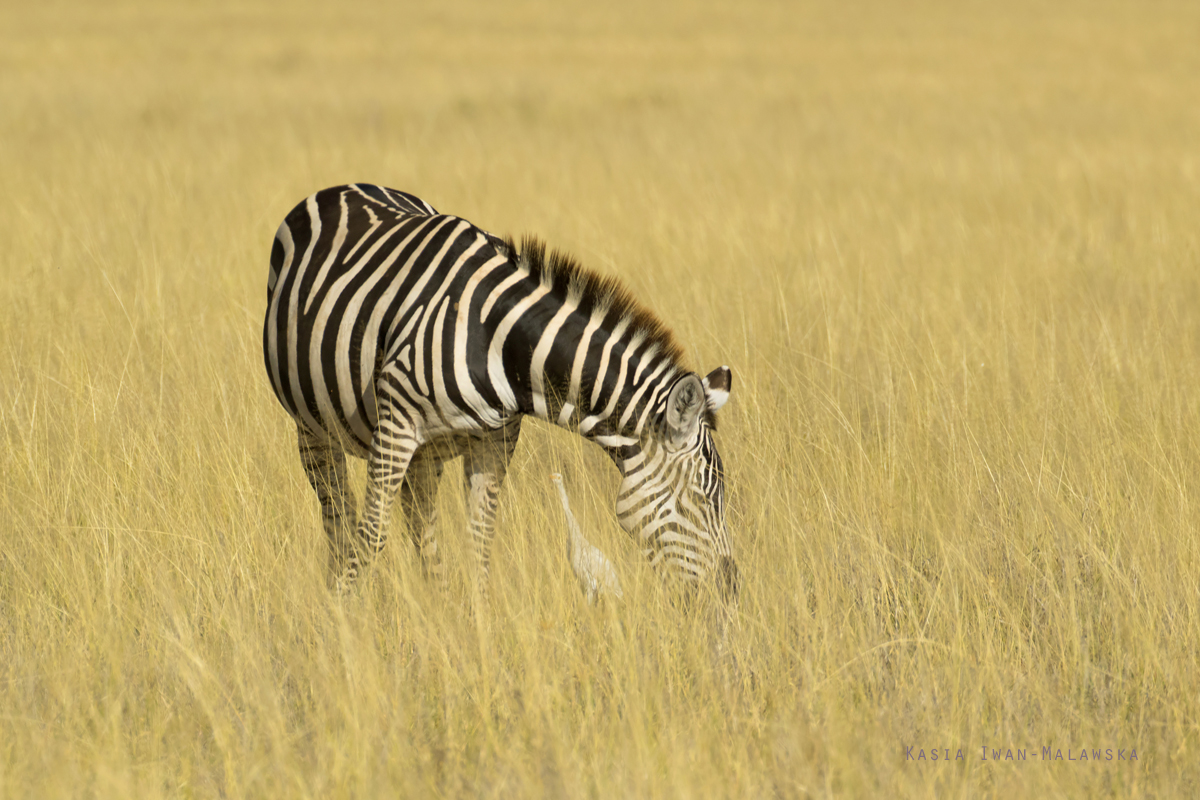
xmin=530 ymin=295 xmax=580 ymax=420
xmin=412 ymin=225 xmax=481 ymax=395
xmin=587 ymin=316 xmax=631 ymax=410
xmin=286 ymin=195 xmax=325 ymax=434
xmin=622 ymin=449 xmax=647 ymax=470
xmin=453 ymin=254 xmax=509 ymax=426
xmin=307 ymin=290 xmax=346 ymax=443
xmin=431 ymin=297 xmax=452 ymax=424
xmin=386 ymin=305 xmax=423 ymax=363
xmin=488 ymin=284 xmax=551 ymax=412
xmin=557 ymin=306 xmax=604 ymax=427
xmin=480 ymin=269 xmax=526 ymax=321
xmin=357 ymin=217 xmax=456 ymax=402
xmin=654 ymin=549 xmax=707 ymax=576
xmin=331 ymin=217 xmax=439 ymax=440
xmin=618 ymin=489 xmax=667 ymax=521
xmin=266 ymin=222 xmax=295 ymax=406
xmin=597 ymin=332 xmax=646 ymax=423
xmin=378 ymin=366 xmax=435 ymax=430
xmin=304 ymin=192 xmax=349 ymax=315
xmin=594 ymin=434 xmax=639 ymax=448
xmin=635 ymin=378 xmax=674 ymax=435
xmin=618 ymin=358 xmax=670 ymax=431
xmin=581 ymin=324 xmax=643 ymax=435
xmin=382 ymin=218 xmax=467 ymax=344
xmin=343 ymin=204 xmax=381 ymax=264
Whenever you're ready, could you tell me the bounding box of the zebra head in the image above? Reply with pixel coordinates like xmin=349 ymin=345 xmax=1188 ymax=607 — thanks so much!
xmin=615 ymin=366 xmax=738 ymax=600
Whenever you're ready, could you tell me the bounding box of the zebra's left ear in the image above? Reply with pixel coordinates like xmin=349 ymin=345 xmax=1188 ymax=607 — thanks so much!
xmin=702 ymin=366 xmax=732 ymax=412
xmin=665 ymin=374 xmax=706 ymax=449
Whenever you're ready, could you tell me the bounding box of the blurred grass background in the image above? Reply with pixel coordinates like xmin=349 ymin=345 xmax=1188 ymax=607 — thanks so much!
xmin=2 ymin=0 xmax=1198 ymax=796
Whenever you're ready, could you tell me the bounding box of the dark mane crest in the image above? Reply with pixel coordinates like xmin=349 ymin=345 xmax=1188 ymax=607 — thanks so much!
xmin=512 ymin=235 xmax=687 ymax=369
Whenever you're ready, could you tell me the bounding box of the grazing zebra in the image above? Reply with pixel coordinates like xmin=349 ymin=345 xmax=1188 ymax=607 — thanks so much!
xmin=263 ymin=183 xmax=738 ymax=599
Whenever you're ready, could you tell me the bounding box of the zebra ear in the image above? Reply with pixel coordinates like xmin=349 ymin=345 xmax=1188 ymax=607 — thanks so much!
xmin=702 ymin=365 xmax=732 ymax=412
xmin=665 ymin=374 xmax=705 ymax=449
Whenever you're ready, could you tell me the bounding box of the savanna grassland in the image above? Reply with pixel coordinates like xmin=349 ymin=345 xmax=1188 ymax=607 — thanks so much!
xmin=2 ymin=1 xmax=1199 ymax=796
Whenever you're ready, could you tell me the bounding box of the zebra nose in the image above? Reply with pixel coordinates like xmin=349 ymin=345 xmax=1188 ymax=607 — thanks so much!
xmin=715 ymin=556 xmax=739 ymax=602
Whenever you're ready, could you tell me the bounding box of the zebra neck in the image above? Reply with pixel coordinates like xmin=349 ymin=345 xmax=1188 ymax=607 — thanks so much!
xmin=514 ymin=306 xmax=681 ymax=450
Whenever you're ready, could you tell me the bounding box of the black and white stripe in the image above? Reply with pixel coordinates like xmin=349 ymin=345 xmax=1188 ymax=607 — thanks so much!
xmin=263 ymin=184 xmax=737 ymax=597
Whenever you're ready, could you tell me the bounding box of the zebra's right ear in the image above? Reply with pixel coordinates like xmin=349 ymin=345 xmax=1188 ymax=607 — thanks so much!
xmin=665 ymin=374 xmax=705 ymax=449
xmin=702 ymin=365 xmax=732 ymax=412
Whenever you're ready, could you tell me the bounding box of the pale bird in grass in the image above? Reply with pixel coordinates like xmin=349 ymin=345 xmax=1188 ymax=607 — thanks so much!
xmin=550 ymin=473 xmax=623 ymax=604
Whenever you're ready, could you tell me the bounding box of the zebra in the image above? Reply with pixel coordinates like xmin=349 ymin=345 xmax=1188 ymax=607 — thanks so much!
xmin=263 ymin=183 xmax=738 ymax=600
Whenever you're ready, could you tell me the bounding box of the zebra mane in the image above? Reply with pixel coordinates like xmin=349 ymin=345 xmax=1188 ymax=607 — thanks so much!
xmin=501 ymin=234 xmax=688 ymax=372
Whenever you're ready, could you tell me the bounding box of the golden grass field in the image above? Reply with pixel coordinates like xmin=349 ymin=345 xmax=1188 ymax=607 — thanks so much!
xmin=2 ymin=1 xmax=1198 ymax=796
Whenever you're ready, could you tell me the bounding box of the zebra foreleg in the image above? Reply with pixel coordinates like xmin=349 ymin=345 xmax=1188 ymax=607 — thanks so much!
xmin=462 ymin=419 xmax=522 ymax=601
xmin=339 ymin=407 xmax=420 ymax=592
xmin=297 ymin=425 xmax=359 ymax=590
xmin=398 ymin=445 xmax=448 ymax=590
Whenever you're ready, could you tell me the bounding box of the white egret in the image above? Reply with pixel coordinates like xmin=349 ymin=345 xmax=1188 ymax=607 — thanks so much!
xmin=550 ymin=473 xmax=623 ymax=604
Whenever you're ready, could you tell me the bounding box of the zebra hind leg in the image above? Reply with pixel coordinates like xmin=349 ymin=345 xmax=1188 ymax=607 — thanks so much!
xmin=462 ymin=419 xmax=522 ymax=602
xmin=398 ymin=445 xmax=448 ymax=591
xmin=338 ymin=405 xmax=420 ymax=592
xmin=297 ymin=425 xmax=359 ymax=590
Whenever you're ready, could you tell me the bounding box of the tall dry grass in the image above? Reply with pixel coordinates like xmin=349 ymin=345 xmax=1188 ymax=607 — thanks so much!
xmin=2 ymin=1 xmax=1198 ymax=796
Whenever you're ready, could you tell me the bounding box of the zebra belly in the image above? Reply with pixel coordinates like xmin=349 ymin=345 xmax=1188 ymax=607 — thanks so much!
xmin=318 ymin=385 xmax=377 ymax=459
xmin=295 ymin=403 xmax=374 ymax=460
xmin=376 ymin=357 xmax=513 ymax=441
